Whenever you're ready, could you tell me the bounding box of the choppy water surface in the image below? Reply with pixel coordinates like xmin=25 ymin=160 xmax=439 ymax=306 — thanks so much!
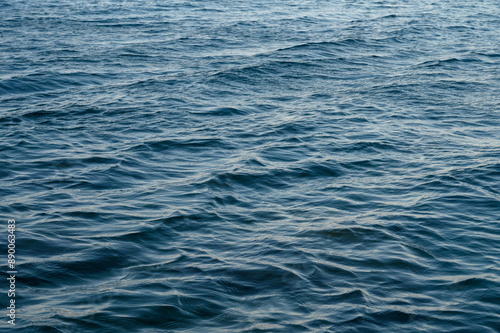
xmin=1 ymin=0 xmax=500 ymax=332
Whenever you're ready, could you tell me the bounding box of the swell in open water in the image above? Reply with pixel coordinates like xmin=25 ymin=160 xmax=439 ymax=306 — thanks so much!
xmin=1 ymin=0 xmax=500 ymax=332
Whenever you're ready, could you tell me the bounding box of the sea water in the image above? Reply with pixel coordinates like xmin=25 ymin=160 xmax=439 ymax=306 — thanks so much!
xmin=1 ymin=0 xmax=499 ymax=331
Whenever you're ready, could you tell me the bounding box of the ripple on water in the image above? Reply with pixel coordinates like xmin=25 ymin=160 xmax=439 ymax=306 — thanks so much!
xmin=1 ymin=0 xmax=500 ymax=332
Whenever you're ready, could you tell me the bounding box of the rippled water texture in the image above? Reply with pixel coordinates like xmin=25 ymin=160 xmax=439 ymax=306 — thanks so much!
xmin=1 ymin=0 xmax=500 ymax=332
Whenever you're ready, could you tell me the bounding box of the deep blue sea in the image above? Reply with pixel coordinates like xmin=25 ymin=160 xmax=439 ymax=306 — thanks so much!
xmin=1 ymin=0 xmax=500 ymax=332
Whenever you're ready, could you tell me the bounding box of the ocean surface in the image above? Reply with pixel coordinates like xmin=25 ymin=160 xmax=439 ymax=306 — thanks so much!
xmin=1 ymin=0 xmax=500 ymax=332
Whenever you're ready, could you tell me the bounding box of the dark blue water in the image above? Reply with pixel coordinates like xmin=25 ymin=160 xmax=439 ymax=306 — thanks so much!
xmin=1 ymin=0 xmax=500 ymax=332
